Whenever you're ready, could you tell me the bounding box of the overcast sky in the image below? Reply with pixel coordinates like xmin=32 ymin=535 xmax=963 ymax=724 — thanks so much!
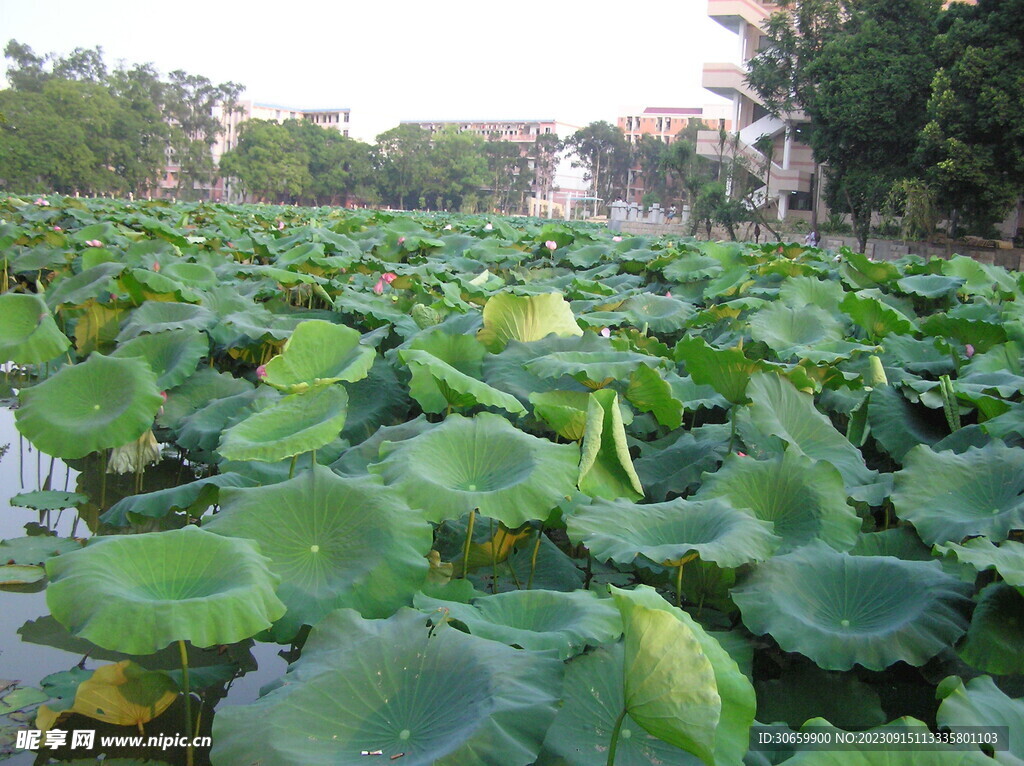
xmin=0 ymin=0 xmax=737 ymax=142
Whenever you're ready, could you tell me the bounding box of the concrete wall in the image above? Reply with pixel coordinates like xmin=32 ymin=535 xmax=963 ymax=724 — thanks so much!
xmin=819 ymin=235 xmax=1024 ymax=271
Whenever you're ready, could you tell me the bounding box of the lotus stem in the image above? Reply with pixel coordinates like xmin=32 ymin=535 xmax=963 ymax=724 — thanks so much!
xmin=178 ymin=639 xmax=194 ymax=766
xmin=289 ymin=454 xmax=299 ymax=479
xmin=99 ymin=450 xmax=107 ymax=510
xmin=527 ymin=525 xmax=544 ymax=590
xmin=728 ymin=406 xmax=738 ymax=453
xmin=489 ymin=519 xmax=498 ymax=593
xmin=462 ymin=508 xmax=477 ymax=579
xmin=674 ymin=553 xmax=699 ymax=608
xmin=606 ymin=707 xmax=628 ymax=766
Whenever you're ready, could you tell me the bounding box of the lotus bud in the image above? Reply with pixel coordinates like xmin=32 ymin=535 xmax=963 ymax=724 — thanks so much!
xmin=866 ymin=355 xmax=888 ymax=388
xmin=964 ymin=344 xmax=975 ymax=359
xmin=382 ymin=272 xmax=397 ymax=284
xmin=34 ymin=198 xmax=50 ymax=206
xmin=612 ymin=236 xmax=622 ymax=242
xmin=398 ymin=237 xmax=406 ymax=245
xmin=277 ymin=220 xmax=285 ymax=230
xmin=256 ymin=365 xmax=267 ymax=380
xmin=600 ymin=327 xmax=611 ymax=338
xmin=373 ymin=279 xmax=385 ymax=295
xmin=153 ymin=262 xmax=160 ymax=272
xmin=545 ymin=240 xmax=558 ymax=251
xmin=736 ymin=451 xmax=748 ymax=457
xmin=52 ymin=226 xmax=62 ymax=232
xmin=107 ymin=430 xmax=162 ymax=475
xmin=665 ymin=291 xmax=672 ymax=298
xmin=85 ymin=239 xmax=103 ymax=248
xmin=484 ymin=223 xmax=493 ymax=231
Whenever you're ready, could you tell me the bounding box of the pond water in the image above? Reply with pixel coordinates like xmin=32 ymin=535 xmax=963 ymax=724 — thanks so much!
xmin=0 ymin=404 xmax=288 ymax=765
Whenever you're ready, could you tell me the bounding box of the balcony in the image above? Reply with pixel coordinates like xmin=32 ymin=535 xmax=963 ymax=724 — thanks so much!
xmin=702 ymin=62 xmax=760 ymax=102
xmin=707 ymin=0 xmax=777 ymax=32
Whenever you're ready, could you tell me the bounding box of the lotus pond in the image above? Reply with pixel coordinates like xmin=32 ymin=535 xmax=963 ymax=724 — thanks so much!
xmin=1 ymin=194 xmax=1023 ymax=766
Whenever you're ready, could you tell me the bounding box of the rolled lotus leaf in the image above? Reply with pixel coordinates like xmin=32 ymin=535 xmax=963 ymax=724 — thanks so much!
xmin=567 ymin=496 xmax=780 ymax=568
xmin=16 ymin=353 xmax=163 ymax=459
xmin=206 ymin=465 xmax=432 ymax=637
xmin=893 ymin=444 xmax=1024 ymax=544
xmin=732 ymin=541 xmax=973 ymax=671
xmin=45 ymin=525 xmax=286 ymax=655
xmin=211 ymin=608 xmax=562 ymax=766
xmin=413 ymin=588 xmax=621 ymax=660
xmin=0 ymin=293 xmax=71 ymax=364
xmin=217 ymin=384 xmax=348 ymax=463
xmin=370 ymin=412 xmax=579 ymax=526
xmin=261 ymin=319 xmax=375 ymax=393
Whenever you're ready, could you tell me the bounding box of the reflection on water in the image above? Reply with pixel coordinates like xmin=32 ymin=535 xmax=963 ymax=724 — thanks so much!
xmin=0 ymin=405 xmax=288 ymax=765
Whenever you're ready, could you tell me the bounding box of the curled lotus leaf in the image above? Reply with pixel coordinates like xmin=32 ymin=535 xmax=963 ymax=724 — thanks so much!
xmin=567 ymin=496 xmax=780 ymax=568
xmin=110 ymin=328 xmax=209 ymax=391
xmin=211 ymin=608 xmax=562 ymax=766
xmin=525 ymin=349 xmax=662 ymax=387
xmin=413 ymin=588 xmax=621 ymax=660
xmin=262 ymin=319 xmax=375 ymax=393
xmin=217 ymin=384 xmax=348 ymax=463
xmin=476 ymin=291 xmax=583 ymax=351
xmin=116 ymin=301 xmax=217 ymax=341
xmin=400 ymin=348 xmax=526 ymax=415
xmin=16 ymin=353 xmax=163 ymax=459
xmin=370 ymin=412 xmax=580 ymax=526
xmin=45 ymin=525 xmax=286 ymax=655
xmin=731 ymin=541 xmax=973 ymax=671
xmin=937 ymin=675 xmax=1024 ymax=762
xmin=205 ymin=465 xmax=432 ymax=637
xmin=892 ymin=444 xmax=1024 ymax=544
xmin=0 ymin=293 xmax=71 ymax=364
xmin=935 ymin=537 xmax=1024 ymax=587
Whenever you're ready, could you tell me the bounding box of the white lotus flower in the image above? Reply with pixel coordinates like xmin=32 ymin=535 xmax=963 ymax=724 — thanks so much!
xmin=107 ymin=429 xmax=162 ymax=474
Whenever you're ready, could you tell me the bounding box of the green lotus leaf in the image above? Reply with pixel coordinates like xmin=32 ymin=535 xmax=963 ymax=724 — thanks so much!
xmin=897 ymin=273 xmax=967 ymax=298
xmin=45 ymin=525 xmax=285 ymax=654
xmin=401 ymin=348 xmax=526 ymax=415
xmin=542 ymin=643 xmax=703 ymax=766
xmin=696 ymin=450 xmax=861 ymax=553
xmin=206 ymin=465 xmax=431 ymax=637
xmin=778 ymin=275 xmax=845 ymax=314
xmin=623 ymin=293 xmax=695 ymax=332
xmin=211 ymin=608 xmax=562 ymax=766
xmin=921 ymin=314 xmax=1007 ymax=354
xmin=675 ymin=336 xmax=774 ymax=404
xmin=756 ymin=663 xmax=886 ymax=731
xmin=0 ymin=293 xmax=71 ymax=364
xmin=331 ymin=416 xmax=437 ymax=476
xmin=101 ymin=472 xmax=257 ymax=526
xmin=866 ymin=385 xmax=947 ymax=462
xmin=742 ymin=372 xmax=879 ymax=496
xmin=956 ymin=583 xmax=1024 ymax=676
xmin=935 ymin=537 xmax=1024 ymax=586
xmin=9 ymin=490 xmax=88 ymax=510
xmin=414 ymin=588 xmax=621 ymax=659
xmin=634 ymin=424 xmax=730 ymax=502
xmin=477 ymin=291 xmax=582 ymax=351
xmin=483 ymin=335 xmax=594 ymax=404
xmin=157 ymin=367 xmax=253 ymax=430
xmin=175 ymin=387 xmax=275 ymax=452
xmin=626 ymin=364 xmax=684 ymax=429
xmin=16 ymin=353 xmax=163 ymax=459
xmin=567 ymin=496 xmax=779 ymax=568
xmin=340 ymin=356 xmax=410 ymax=444
xmin=122 ymin=267 xmax=203 ymax=303
xmin=262 ymin=319 xmax=375 ymax=393
xmin=218 ymin=384 xmax=348 ymax=463
xmin=471 ymin=531 xmax=584 ymax=594
xmin=579 ymin=388 xmax=644 ymax=501
xmin=526 ymin=349 xmax=661 ymax=388
xmin=663 ymin=251 xmax=724 ymax=281
xmin=892 ymin=444 xmax=1024 ymax=544
xmin=370 ymin=412 xmax=579 ymax=526
xmin=160 ymin=261 xmax=218 ymax=287
xmin=612 ymin=585 xmax=756 ymax=766
xmin=116 ymin=301 xmax=217 ymax=341
xmin=732 ymin=541 xmax=973 ymax=670
xmin=851 ymin=527 xmax=933 ymax=561
xmin=110 ymin=328 xmax=209 ymax=391
xmin=781 ymin=716 xmax=993 ymax=765
xmin=409 ymin=328 xmax=486 ymax=373
xmin=841 ymin=291 xmax=917 ymax=341
xmin=529 ymin=390 xmax=591 ymax=441
xmin=0 ymin=535 xmax=82 ymax=565
xmin=44 ymin=262 xmax=125 ymax=309
xmin=0 ymin=564 xmax=45 ymax=584
xmin=749 ymin=302 xmax=844 ymax=360
xmin=937 ymin=675 xmax=1024 ymax=764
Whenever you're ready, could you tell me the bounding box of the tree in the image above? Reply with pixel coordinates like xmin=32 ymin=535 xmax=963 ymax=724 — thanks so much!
xmin=424 ymin=127 xmax=489 ymax=211
xmin=374 ymin=124 xmax=432 ymax=209
xmin=917 ymin=0 xmax=1024 ymax=236
xmin=484 ymin=140 xmax=531 ymax=214
xmin=219 ymin=120 xmax=310 ymax=203
xmin=564 ymin=121 xmax=631 ymax=209
xmin=531 ymin=133 xmax=562 ymax=213
xmin=633 ymin=135 xmax=670 ymax=204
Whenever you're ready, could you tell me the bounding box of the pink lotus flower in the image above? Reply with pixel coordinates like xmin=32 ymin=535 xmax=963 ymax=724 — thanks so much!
xmin=665 ymin=291 xmax=672 ymax=298
xmin=381 ymin=272 xmax=397 ymax=284
xmin=85 ymin=239 xmax=103 ymax=248
xmin=160 ymin=391 xmax=168 ymax=402
xmin=256 ymin=365 xmax=267 ymax=380
xmin=484 ymin=223 xmax=493 ymax=231
xmin=600 ymin=327 xmax=611 ymax=338
xmin=277 ymin=220 xmax=285 ymax=230
xmin=612 ymin=236 xmax=622 ymax=242
xmin=965 ymin=344 xmax=975 ymax=358
xmin=34 ymin=198 xmax=50 ymax=206
xmin=545 ymin=240 xmax=558 ymax=251
xmin=52 ymin=226 xmax=62 ymax=232
xmin=398 ymin=237 xmax=406 ymax=245
xmin=373 ymin=279 xmax=385 ymax=295
xmin=736 ymin=451 xmax=748 ymax=457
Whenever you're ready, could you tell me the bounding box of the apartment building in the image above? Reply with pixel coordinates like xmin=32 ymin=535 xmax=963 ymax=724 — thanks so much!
xmin=698 ymin=0 xmax=819 ymax=221
xmin=399 ymin=118 xmax=566 ymax=143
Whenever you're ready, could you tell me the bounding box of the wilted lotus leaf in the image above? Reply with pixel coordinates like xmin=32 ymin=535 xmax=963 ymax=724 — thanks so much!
xmin=0 ymin=293 xmax=71 ymax=364
xmin=414 ymin=588 xmax=621 ymax=659
xmin=262 ymin=319 xmax=375 ymax=393
xmin=893 ymin=444 xmax=1024 ymax=544
xmin=211 ymin=608 xmax=562 ymax=766
xmin=732 ymin=541 xmax=973 ymax=670
xmin=217 ymin=384 xmax=348 ymax=462
xmin=568 ymin=496 xmax=779 ymax=568
xmin=16 ymin=353 xmax=163 ymax=459
xmin=206 ymin=465 xmax=432 ymax=637
xmin=370 ymin=412 xmax=579 ymax=526
xmin=46 ymin=525 xmax=285 ymax=654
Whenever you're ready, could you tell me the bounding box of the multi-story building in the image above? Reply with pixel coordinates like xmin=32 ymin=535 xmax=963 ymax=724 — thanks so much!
xmin=617 ymin=106 xmax=732 ymax=204
xmin=398 ymin=118 xmax=588 ymax=217
xmin=698 ymin=0 xmax=819 ymax=222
